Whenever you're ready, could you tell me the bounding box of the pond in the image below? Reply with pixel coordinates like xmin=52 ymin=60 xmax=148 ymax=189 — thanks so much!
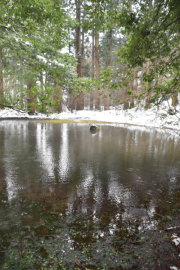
xmin=0 ymin=121 xmax=180 ymax=269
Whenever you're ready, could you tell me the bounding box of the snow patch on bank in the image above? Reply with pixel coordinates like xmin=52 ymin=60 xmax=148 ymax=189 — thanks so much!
xmin=0 ymin=105 xmax=180 ymax=136
xmin=172 ymin=234 xmax=180 ymax=246
xmin=170 ymin=233 xmax=180 ymax=270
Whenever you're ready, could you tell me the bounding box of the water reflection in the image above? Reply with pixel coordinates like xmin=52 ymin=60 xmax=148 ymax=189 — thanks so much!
xmin=36 ymin=123 xmax=55 ymax=179
xmin=0 ymin=121 xmax=180 ymax=230
xmin=59 ymin=124 xmax=69 ymax=179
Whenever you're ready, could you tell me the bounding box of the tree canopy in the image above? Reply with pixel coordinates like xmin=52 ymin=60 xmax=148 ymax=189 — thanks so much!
xmin=1 ymin=0 xmax=180 ymax=113
xmin=112 ymin=0 xmax=180 ymax=105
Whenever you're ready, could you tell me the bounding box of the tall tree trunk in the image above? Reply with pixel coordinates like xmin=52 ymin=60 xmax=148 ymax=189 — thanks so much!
xmin=68 ymin=94 xmax=76 ymax=111
xmin=81 ymin=26 xmax=85 ymax=109
xmin=123 ymin=85 xmax=129 ymax=110
xmin=68 ymin=29 xmax=71 ymax=54
xmin=20 ymin=73 xmax=24 ymax=109
xmin=145 ymin=59 xmax=151 ymax=107
xmin=76 ymin=0 xmax=82 ymax=110
xmin=104 ymin=29 xmax=112 ymax=110
xmin=145 ymin=1 xmax=153 ymax=107
xmin=171 ymin=93 xmax=178 ymax=108
xmin=130 ymin=73 xmax=134 ymax=108
xmin=95 ymin=29 xmax=100 ymax=110
xmin=0 ymin=47 xmax=3 ymax=109
xmin=91 ymin=30 xmax=95 ymax=78
xmin=149 ymin=0 xmax=152 ymax=8
xmin=95 ymin=30 xmax=100 ymax=80
xmin=76 ymin=94 xmax=83 ymax=110
xmin=90 ymin=93 xmax=94 ymax=110
xmin=27 ymin=82 xmax=36 ymax=114
xmin=158 ymin=75 xmax=163 ymax=85
xmin=108 ymin=29 xmax=112 ymax=67
xmin=76 ymin=0 xmax=81 ymax=78
xmin=81 ymin=22 xmax=85 ymax=77
xmin=123 ymin=69 xmax=129 ymax=110
xmin=135 ymin=68 xmax=139 ymax=94
xmin=90 ymin=30 xmax=95 ymax=110
xmin=130 ymin=82 xmax=134 ymax=108
xmin=54 ymin=79 xmax=62 ymax=113
xmin=104 ymin=90 xmax=110 ymax=110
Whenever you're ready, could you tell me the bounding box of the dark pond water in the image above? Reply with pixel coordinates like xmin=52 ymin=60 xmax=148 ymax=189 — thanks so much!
xmin=0 ymin=121 xmax=180 ymax=269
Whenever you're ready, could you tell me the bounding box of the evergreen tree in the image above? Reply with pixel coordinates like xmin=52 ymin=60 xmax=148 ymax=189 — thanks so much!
xmin=0 ymin=0 xmax=76 ymax=112
xmin=112 ymin=0 xmax=180 ymax=107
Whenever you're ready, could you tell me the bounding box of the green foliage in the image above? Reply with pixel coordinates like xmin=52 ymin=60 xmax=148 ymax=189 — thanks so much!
xmin=2 ymin=210 xmax=180 ymax=270
xmin=111 ymin=0 xmax=180 ymax=104
xmin=1 ymin=0 xmax=180 ymax=111
xmin=1 ymin=212 xmax=138 ymax=270
xmin=66 ymin=77 xmax=97 ymax=100
xmin=0 ymin=0 xmax=78 ymax=112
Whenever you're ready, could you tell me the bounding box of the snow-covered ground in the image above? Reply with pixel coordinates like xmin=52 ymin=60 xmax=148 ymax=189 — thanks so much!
xmin=0 ymin=103 xmax=180 ymax=136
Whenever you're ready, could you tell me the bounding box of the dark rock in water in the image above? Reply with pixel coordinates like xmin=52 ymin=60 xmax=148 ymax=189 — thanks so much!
xmin=90 ymin=124 xmax=99 ymax=134
xmin=90 ymin=124 xmax=97 ymax=131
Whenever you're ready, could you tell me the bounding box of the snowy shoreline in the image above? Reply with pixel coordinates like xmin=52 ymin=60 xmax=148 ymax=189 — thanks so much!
xmin=1 ymin=107 xmax=180 ymax=269
xmin=0 ymin=106 xmax=180 ymax=135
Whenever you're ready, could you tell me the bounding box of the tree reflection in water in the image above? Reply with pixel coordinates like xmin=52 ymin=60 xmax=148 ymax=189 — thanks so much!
xmin=0 ymin=121 xmax=180 ymax=269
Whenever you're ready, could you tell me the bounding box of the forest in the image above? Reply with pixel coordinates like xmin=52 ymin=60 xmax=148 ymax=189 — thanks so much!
xmin=1 ymin=1 xmax=180 ymax=269
xmin=0 ymin=0 xmax=180 ymax=114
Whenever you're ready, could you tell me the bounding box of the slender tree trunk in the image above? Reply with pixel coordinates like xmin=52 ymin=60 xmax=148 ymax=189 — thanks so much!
xmin=145 ymin=59 xmax=151 ymax=107
xmin=90 ymin=93 xmax=94 ymax=110
xmin=76 ymin=0 xmax=81 ymax=78
xmin=81 ymin=26 xmax=85 ymax=109
xmin=20 ymin=75 xmax=24 ymax=109
xmin=54 ymin=79 xmax=62 ymax=113
xmin=81 ymin=26 xmax=85 ymax=77
xmin=130 ymin=84 xmax=134 ymax=107
xmin=171 ymin=93 xmax=178 ymax=108
xmin=123 ymin=69 xmax=129 ymax=110
xmin=104 ymin=29 xmax=112 ymax=110
xmin=68 ymin=94 xmax=76 ymax=111
xmin=95 ymin=29 xmax=100 ymax=110
xmin=104 ymin=90 xmax=110 ymax=110
xmin=149 ymin=0 xmax=152 ymax=8
xmin=145 ymin=0 xmax=153 ymax=107
xmin=90 ymin=30 xmax=95 ymax=110
xmin=108 ymin=29 xmax=112 ymax=67
xmin=76 ymin=0 xmax=83 ymax=110
xmin=68 ymin=28 xmax=72 ymax=54
xmin=0 ymin=47 xmax=3 ymax=109
xmin=158 ymin=75 xmax=163 ymax=85
xmin=139 ymin=66 xmax=144 ymax=95
xmin=130 ymin=73 xmax=134 ymax=108
xmin=39 ymin=72 xmax=46 ymax=113
xmin=123 ymin=85 xmax=129 ymax=109
xmin=91 ymin=30 xmax=95 ymax=78
xmin=135 ymin=68 xmax=139 ymax=94
xmin=27 ymin=82 xmax=36 ymax=114
xmin=76 ymin=94 xmax=83 ymax=110
xmin=95 ymin=30 xmax=100 ymax=80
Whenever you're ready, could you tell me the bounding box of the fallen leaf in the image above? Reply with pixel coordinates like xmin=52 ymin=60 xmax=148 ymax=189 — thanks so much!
xmin=24 ymin=234 xmax=33 ymax=239
xmin=74 ymin=258 xmax=86 ymax=269
xmin=35 ymin=219 xmax=45 ymax=228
